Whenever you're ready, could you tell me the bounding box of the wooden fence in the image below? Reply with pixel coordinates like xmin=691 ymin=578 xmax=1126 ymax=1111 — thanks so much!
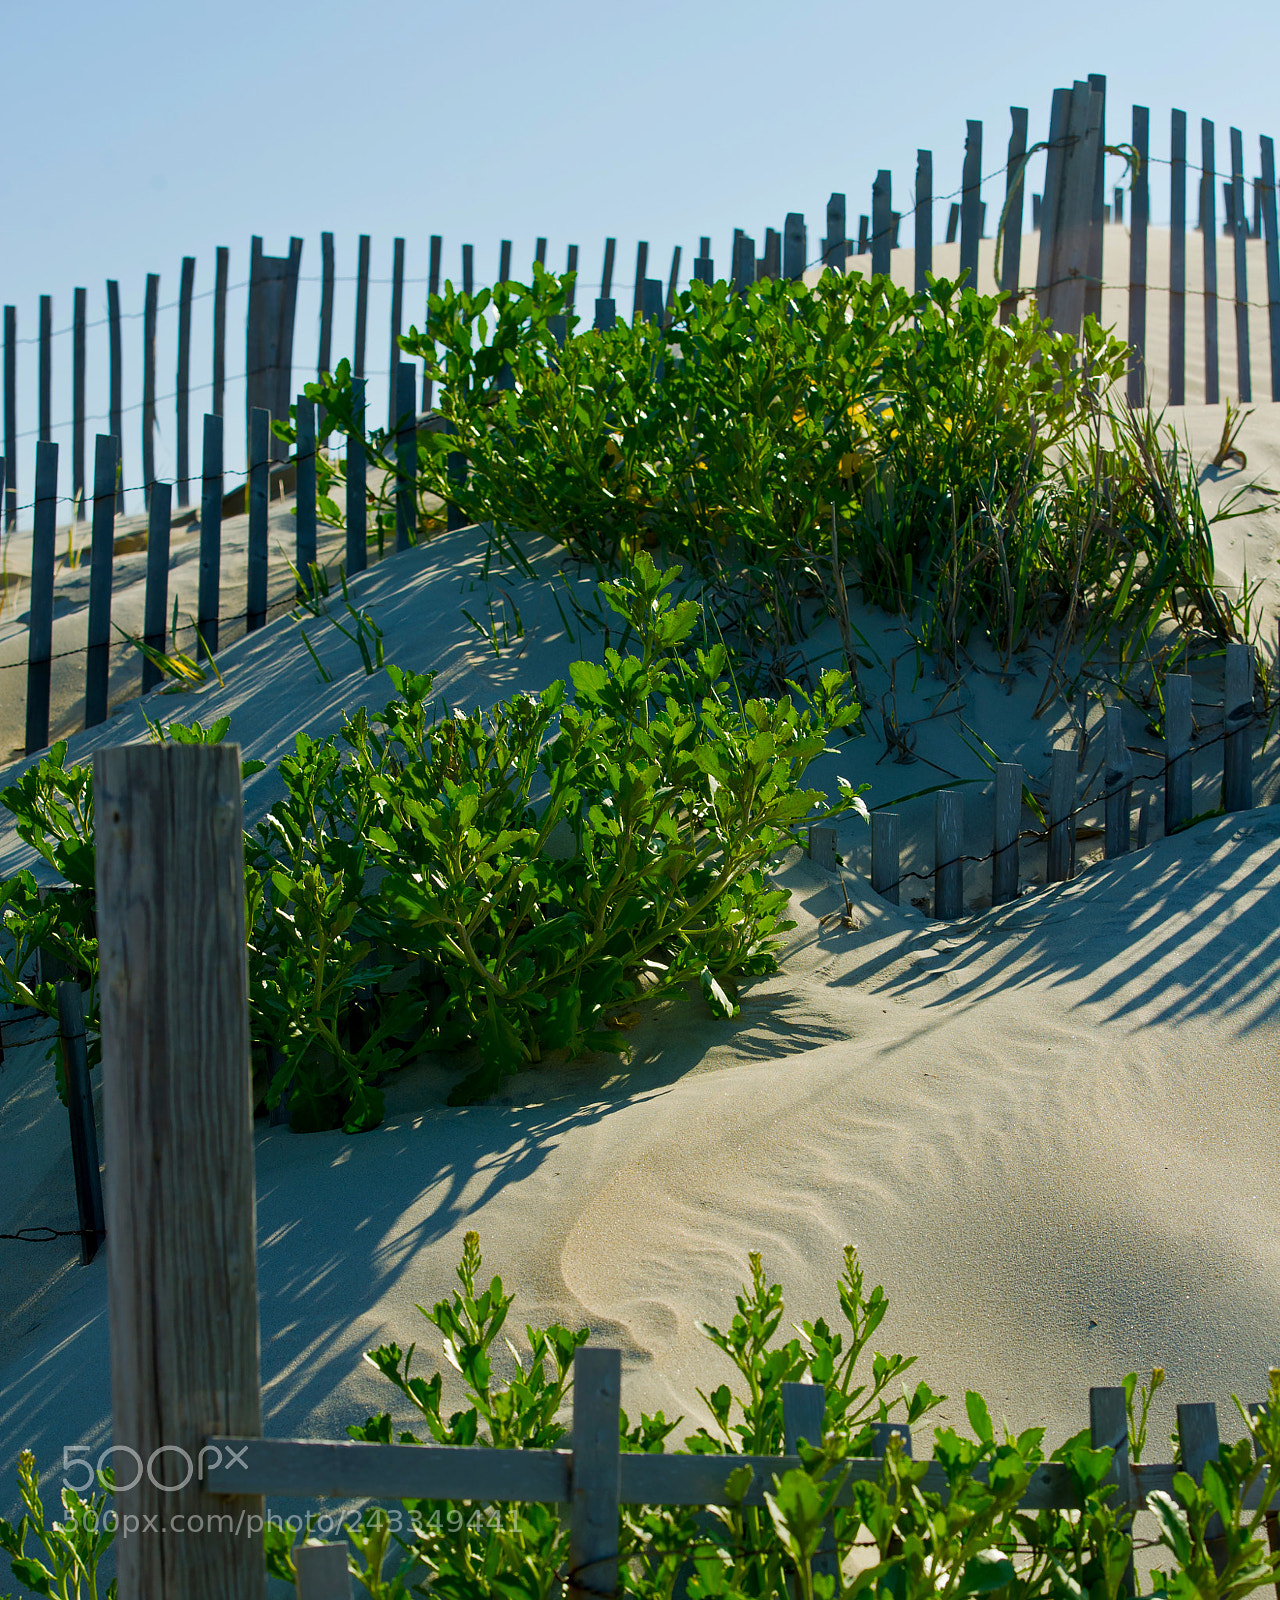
xmin=81 ymin=743 xmax=1280 ymax=1600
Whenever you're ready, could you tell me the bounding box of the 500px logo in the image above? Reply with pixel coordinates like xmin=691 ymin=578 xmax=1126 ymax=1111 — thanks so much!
xmin=62 ymin=1442 xmax=249 ymax=1494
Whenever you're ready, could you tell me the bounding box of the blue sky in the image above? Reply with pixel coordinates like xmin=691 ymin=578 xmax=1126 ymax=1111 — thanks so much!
xmin=3 ymin=0 xmax=1278 ymax=509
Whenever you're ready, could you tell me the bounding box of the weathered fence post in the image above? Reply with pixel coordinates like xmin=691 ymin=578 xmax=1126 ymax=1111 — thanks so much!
xmin=1170 ymin=111 xmax=1188 ymax=404
xmin=25 ymin=439 xmax=58 ymax=756
xmin=1046 ymin=744 xmax=1076 ymax=883
xmin=999 ymin=111 xmax=1028 ymax=323
xmin=198 ymin=413 xmax=223 ymax=657
xmin=595 ymin=237 xmax=617 ymax=330
xmin=295 ymin=1542 xmax=351 ymax=1599
xmin=57 ymin=981 xmax=105 ymax=1266
xmin=318 ymin=231 xmax=335 ymax=381
xmin=871 ymin=170 xmax=892 ymax=277
xmin=1231 ymin=127 xmax=1252 ymax=402
xmin=395 ymin=363 xmax=417 ymax=552
xmin=96 ymin=742 xmax=265 ymax=1600
xmin=247 ymin=236 xmax=303 ymax=464
xmin=569 ymin=1348 xmax=620 ymax=1600
xmin=107 ymin=280 xmax=124 ymax=511
xmin=1104 ymin=707 xmax=1133 ymax=858
xmin=784 ymin=213 xmax=806 ymax=280
xmin=633 ymin=241 xmax=649 ymax=323
xmin=498 ymin=239 xmax=512 ymax=283
xmin=960 ymin=120 xmax=983 ymax=289
xmin=296 ymin=394 xmax=317 ymax=590
xmin=246 ymin=407 xmax=270 ymax=630
xmin=1202 ymin=119 xmax=1220 ymax=405
xmin=1261 ymin=135 xmax=1280 ymax=402
xmin=347 ymin=378 xmax=367 ymax=573
xmin=783 ymin=1384 xmax=838 ymax=1588
xmin=565 ymin=242 xmax=579 ymax=316
xmin=1037 ymin=81 xmax=1104 ymax=338
xmin=142 ymin=273 xmax=159 ymax=504
xmin=142 ymin=480 xmax=172 ymax=692
xmin=871 ymin=811 xmax=900 ymax=905
xmin=1178 ymin=1403 xmax=1227 ymax=1574
xmin=992 ymin=762 xmax=1022 ymax=904
xmin=353 ymin=234 xmax=371 ymax=378
xmin=177 ymin=255 xmax=196 ymax=505
xmin=3 ymin=307 xmax=15 ymax=529
xmin=1084 ymin=73 xmax=1107 ymax=326
xmin=915 ymin=151 xmax=933 ymax=292
xmin=38 ymin=294 xmax=51 ymax=442
xmin=73 ymin=288 xmax=87 ymax=517
xmin=1223 ymin=641 xmax=1254 ymax=812
xmin=85 ymin=434 xmax=119 ymax=728
xmin=462 ymin=243 xmax=474 ymax=298
xmin=212 ymin=246 xmax=229 ymax=420
xmin=1165 ymin=674 xmax=1193 ymax=833
xmin=758 ymin=231 xmax=779 ymax=281
xmin=807 ymin=825 xmax=837 ymax=872
xmin=1090 ymin=1389 xmax=1135 ymax=1596
xmin=934 ymin=791 xmax=963 ymax=919
xmin=1127 ymin=106 xmax=1150 ymax=406
xmin=388 ymin=236 xmax=406 ymax=430
xmin=823 ymin=192 xmax=848 ymax=270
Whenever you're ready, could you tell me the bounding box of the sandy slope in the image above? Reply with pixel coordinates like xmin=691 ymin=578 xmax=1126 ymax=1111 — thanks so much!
xmin=1 ymin=405 xmax=1279 ymax=1582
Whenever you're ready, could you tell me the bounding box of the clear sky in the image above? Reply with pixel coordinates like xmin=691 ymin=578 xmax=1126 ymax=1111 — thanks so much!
xmin=3 ymin=0 xmax=1279 ymax=511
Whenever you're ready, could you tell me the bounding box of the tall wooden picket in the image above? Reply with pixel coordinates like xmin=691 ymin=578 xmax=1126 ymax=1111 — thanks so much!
xmin=73 ymin=287 xmax=87 ymax=517
xmin=25 ymin=440 xmax=58 ymax=756
xmin=38 ymin=294 xmax=51 ymax=442
xmin=212 ymin=246 xmax=229 ymax=420
xmin=1084 ymin=73 xmax=1107 ymax=325
xmin=999 ymin=111 xmax=1028 ymax=323
xmin=176 ymin=256 xmax=195 ymax=505
xmin=915 ymin=152 xmax=933 ymax=292
xmin=388 ymin=236 xmax=406 ymax=429
xmin=1170 ymin=111 xmax=1188 ymax=405
xmin=568 ymin=1348 xmax=620 ymax=1600
xmin=296 ymin=395 xmax=317 ymax=589
xmin=872 ymin=170 xmax=892 ymax=276
xmin=107 ymin=279 xmax=124 ymax=511
xmin=246 ymin=407 xmax=270 ymax=630
xmin=318 ymin=231 xmax=335 ymax=382
xmin=934 ymin=791 xmax=963 ymax=919
xmin=197 ymin=415 xmax=223 ymax=657
xmin=142 ymin=480 xmax=172 ymax=692
xmin=1202 ymin=119 xmax=1220 ymax=405
xmin=1127 ymin=106 xmax=1150 ymax=405
xmin=1165 ymin=674 xmax=1193 ymax=833
xmin=992 ymin=763 xmax=1022 ymax=903
xmin=1046 ymin=745 xmax=1075 ymax=882
xmin=85 ymin=434 xmax=119 ymax=728
xmin=353 ymin=234 xmax=371 ymax=378
xmin=1223 ymin=641 xmax=1254 ymax=812
xmin=1231 ymin=128 xmax=1252 ymax=401
xmin=1262 ymin=135 xmax=1280 ymax=401
xmin=2 ymin=306 xmax=14 ymax=528
xmin=960 ymin=120 xmax=982 ymax=289
xmin=142 ymin=273 xmax=159 ymax=504
xmin=395 ymin=364 xmax=416 ymax=552
xmin=346 ymin=379 xmax=367 ymax=575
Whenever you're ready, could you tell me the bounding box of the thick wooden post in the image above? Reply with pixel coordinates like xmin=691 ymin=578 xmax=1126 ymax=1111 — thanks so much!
xmin=1231 ymin=127 xmax=1253 ymax=402
xmin=38 ymin=293 xmax=51 ymax=441
xmin=1090 ymin=1388 xmax=1135 ymax=1595
xmin=96 ymin=743 xmax=264 ymax=1600
xmin=999 ymin=111 xmax=1028 ymax=323
xmin=1178 ymin=1403 xmax=1226 ymax=1574
xmin=1128 ymin=106 xmax=1150 ymax=406
xmin=198 ymin=414 xmax=223 ymax=657
xmin=1223 ymin=641 xmax=1254 ymax=812
xmin=1103 ymin=708 xmax=1133 ymax=858
xmin=247 ymin=407 xmax=270 ymax=630
xmin=212 ymin=246 xmax=229 ymax=419
xmin=142 ymin=480 xmax=172 ymax=692
xmin=25 ymin=439 xmax=58 ymax=755
xmin=960 ymin=120 xmax=983 ymax=289
xmin=934 ymin=791 xmax=963 ymax=919
xmin=871 ymin=812 xmax=900 ymax=904
xmin=992 ymin=762 xmax=1022 ymax=904
xmin=142 ymin=273 xmax=159 ymax=506
xmin=395 ymin=364 xmax=417 ymax=552
xmin=3 ymin=305 xmax=14 ymax=528
xmin=1170 ymin=111 xmax=1188 ymax=404
xmin=784 ymin=213 xmax=806 ymax=280
xmin=295 ymin=1543 xmax=351 ymax=1598
xmin=915 ymin=151 xmax=933 ymax=293
xmin=57 ymin=981 xmax=106 ymax=1265
xmin=85 ymin=434 xmax=119 ymax=728
xmin=1261 ymin=136 xmax=1280 ymax=403
xmin=177 ymin=255 xmax=196 ymax=505
xmin=783 ymin=1384 xmax=838 ymax=1588
xmin=1203 ymin=120 xmax=1220 ymax=405
xmin=1084 ymin=74 xmax=1107 ymax=325
xmin=1046 ymin=744 xmax=1076 ymax=883
xmin=107 ymin=279 xmax=124 ymax=511
xmin=569 ymin=1348 xmax=620 ymax=1600
xmin=346 ymin=378 xmax=367 ymax=573
xmin=73 ymin=288 xmax=87 ymax=517
xmin=353 ymin=234 xmax=371 ymax=378
xmin=1165 ymin=674 xmax=1193 ymax=833
xmin=296 ymin=394 xmax=317 ymax=588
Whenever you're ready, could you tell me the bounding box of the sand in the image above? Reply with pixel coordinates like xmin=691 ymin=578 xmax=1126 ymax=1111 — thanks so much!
xmin=1 ymin=401 xmax=1279 ymax=1589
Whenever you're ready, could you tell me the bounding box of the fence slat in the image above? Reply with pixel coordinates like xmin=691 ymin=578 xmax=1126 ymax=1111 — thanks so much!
xmin=595 ymin=235 xmax=617 ymax=330
xmin=73 ymin=288 xmax=87 ymax=517
xmin=142 ymin=272 xmax=159 ymax=505
xmin=1223 ymin=641 xmax=1254 ymax=812
xmin=295 ymin=1543 xmax=351 ymax=1600
xmin=388 ymin=236 xmax=406 ymax=430
xmin=759 ymin=230 xmax=779 ymax=281
xmin=960 ymin=120 xmax=982 ymax=289
xmin=1231 ymin=127 xmax=1253 ymax=402
xmin=992 ymin=763 xmax=1021 ymax=904
xmin=423 ymin=235 xmax=443 ymax=409
xmin=107 ymin=280 xmax=124 ymax=511
xmin=1046 ymin=744 xmax=1075 ymax=883
xmin=807 ymin=825 xmax=837 ymax=872
xmin=570 ymin=1348 xmax=620 ymax=1600
xmin=666 ymin=245 xmax=682 ymax=318
xmin=213 ymin=246 xmax=229 ymax=419
xmin=1127 ymin=106 xmax=1150 ymax=406
xmin=176 ymin=256 xmax=195 ymax=505
xmin=57 ymin=981 xmax=105 ymax=1265
xmin=1260 ymin=136 xmax=1280 ymax=403
xmin=198 ymin=413 xmax=223 ymax=657
xmin=783 ymin=1385 xmax=838 ymax=1587
xmin=1168 ymin=111 xmax=1187 ymax=404
xmin=934 ymin=791 xmax=963 ymax=919
xmin=499 ymin=239 xmax=512 ymax=282
xmin=633 ymin=241 xmax=648 ymax=323
xmin=871 ymin=811 xmax=900 ymax=904
xmin=25 ymin=440 xmax=58 ymax=755
xmin=872 ymin=170 xmax=892 ymax=277
xmin=462 ymin=242 xmax=474 ymax=297
xmin=85 ymin=434 xmax=118 ymax=728
xmin=3 ymin=306 xmax=14 ymax=529
xmin=535 ymin=237 xmax=547 ymax=266
xmin=352 ymin=233 xmax=371 ymax=379
xmin=915 ymin=152 xmax=932 ymax=292
xmin=395 ymin=364 xmax=416 ymax=553
xmin=38 ymin=294 xmax=51 ymax=441
xmin=999 ymin=111 xmax=1028 ymax=323
xmin=1090 ymin=1389 xmax=1135 ymax=1596
xmin=96 ymin=743 xmax=265 ymax=1600
xmin=1177 ymin=1403 xmax=1227 ymax=1573
xmin=1164 ymin=673 xmax=1193 ymax=833
xmin=142 ymin=479 xmax=172 ymax=691
xmin=1202 ymin=119 xmax=1220 ymax=404
xmin=296 ymin=394 xmax=317 ymax=587
xmin=318 ymin=231 xmax=335 ymax=382
xmin=565 ymin=242 xmax=579 ymax=316
xmin=1038 ymin=82 xmax=1104 ymax=337
xmin=783 ymin=213 xmax=806 ymax=280
xmin=823 ymin=192 xmax=848 ymax=270
xmin=1103 ymin=707 xmax=1133 ymax=858
xmin=245 ymin=407 xmax=270 ymax=630
xmin=1084 ymin=73 xmax=1107 ymax=324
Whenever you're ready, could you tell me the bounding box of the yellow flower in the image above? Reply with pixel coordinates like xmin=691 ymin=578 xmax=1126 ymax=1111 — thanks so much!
xmin=792 ymin=407 xmax=807 ymax=425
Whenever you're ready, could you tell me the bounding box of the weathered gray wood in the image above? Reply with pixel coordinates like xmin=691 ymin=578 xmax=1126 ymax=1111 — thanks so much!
xmin=296 ymin=394 xmax=317 ymax=587
xmin=759 ymin=230 xmax=780 ymax=280
xmin=57 ymin=981 xmax=105 ymax=1265
xmin=318 ymin=231 xmax=335 ymax=381
xmin=858 ymin=215 xmax=870 ymax=255
xmin=960 ymin=120 xmax=982 ymax=289
xmin=1170 ymin=111 xmax=1188 ymax=405
xmin=353 ymin=234 xmax=371 ymax=377
xmin=914 ymin=154 xmax=934 ymax=292
xmin=570 ymin=1348 xmax=620 ymax=1600
xmin=1038 ymin=82 xmax=1105 ymax=337
xmin=499 ymin=238 xmax=512 ymax=282
xmin=872 ymin=811 xmax=900 ymax=904
xmin=107 ymin=280 xmax=124 ymax=512
xmin=462 ymin=242 xmax=474 ymax=297
xmin=992 ymin=763 xmax=1021 ymax=904
xmin=1231 ymin=127 xmax=1252 ymax=401
xmin=247 ymin=236 xmax=303 ymax=463
xmin=395 ymin=363 xmax=417 ymax=552
xmin=1261 ymin=137 xmax=1280 ymax=402
xmin=1046 ymin=744 xmax=1076 ymax=883
xmin=73 ymin=287 xmax=86 ymax=517
xmin=785 ymin=212 xmax=806 ymax=280
xmin=1223 ymin=641 xmax=1254 ymax=812
xmin=783 ymin=1385 xmax=837 ymax=1589
xmin=633 ymin=241 xmax=649 ymax=322
xmin=247 ymin=407 xmax=270 ymax=628
xmin=295 ymin=1543 xmax=351 ymax=1600
xmin=596 ymin=237 xmax=617 ymax=328
xmin=25 ymin=440 xmax=58 ymax=755
xmin=1177 ymin=1403 xmax=1226 ymax=1574
xmin=176 ymin=256 xmax=195 ymax=505
xmin=1084 ymin=74 xmax=1107 ymax=324
xmin=1103 ymin=707 xmax=1133 ymax=858
xmin=823 ymin=192 xmax=847 ymax=270
xmin=807 ymin=825 xmax=837 ymax=872
xmin=934 ymin=790 xmax=963 ymax=919
xmin=142 ymin=273 xmax=159 ymax=503
xmin=212 ymin=247 xmax=228 ymax=420
xmin=1113 ymin=185 xmax=1124 ymax=224
xmin=1165 ymin=673 xmax=1193 ymax=833
xmin=38 ymin=293 xmax=51 ymax=441
xmin=1203 ymin=120 xmax=1220 ymax=405
xmin=142 ymin=479 xmax=172 ymax=690
xmin=871 ymin=169 xmax=892 ymax=277
xmin=388 ymin=236 xmax=405 ymax=430
xmin=732 ymin=234 xmax=755 ymax=295
xmin=3 ymin=305 xmax=14 ymax=528
xmin=422 ymin=235 xmax=443 ymax=409
xmin=96 ymin=744 xmax=264 ymax=1600
xmin=1091 ymin=1388 xmax=1135 ymax=1596
xmin=1128 ymin=107 xmax=1150 ymax=406
xmin=198 ymin=413 xmax=223 ymax=657
xmin=565 ymin=242 xmax=579 ymax=316
xmin=666 ymin=245 xmax=682 ymax=319
xmin=85 ymin=434 xmax=118 ymax=727
xmin=1137 ymin=798 xmax=1151 ymax=849
xmin=535 ymin=236 xmax=547 ymax=266
xmin=999 ymin=111 xmax=1028 ymax=323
